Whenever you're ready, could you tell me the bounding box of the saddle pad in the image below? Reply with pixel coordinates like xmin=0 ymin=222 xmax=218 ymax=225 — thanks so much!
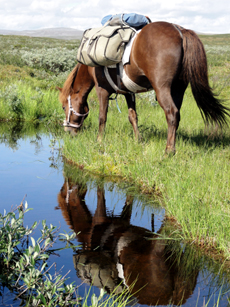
xmin=122 ymin=30 xmax=140 ymax=65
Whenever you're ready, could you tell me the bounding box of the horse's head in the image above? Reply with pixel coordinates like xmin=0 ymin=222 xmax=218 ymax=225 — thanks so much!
xmin=58 ymin=88 xmax=89 ymax=133
xmin=57 ymin=64 xmax=94 ymax=134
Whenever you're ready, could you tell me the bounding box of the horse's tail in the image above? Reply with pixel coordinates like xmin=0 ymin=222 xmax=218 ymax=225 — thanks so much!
xmin=181 ymin=28 xmax=230 ymax=127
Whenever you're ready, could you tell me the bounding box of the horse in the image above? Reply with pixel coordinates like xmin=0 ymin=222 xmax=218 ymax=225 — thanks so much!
xmin=58 ymin=21 xmax=230 ymax=153
xmin=57 ymin=178 xmax=198 ymax=305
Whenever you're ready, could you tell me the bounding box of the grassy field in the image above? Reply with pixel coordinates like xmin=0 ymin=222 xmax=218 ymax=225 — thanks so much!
xmin=0 ymin=33 xmax=230 ymax=262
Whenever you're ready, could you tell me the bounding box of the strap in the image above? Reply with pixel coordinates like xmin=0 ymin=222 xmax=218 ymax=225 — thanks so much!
xmin=172 ymin=23 xmax=183 ymax=39
xmin=119 ymin=62 xmax=148 ymax=92
xmin=104 ymin=63 xmax=150 ymax=94
xmin=104 ymin=67 xmax=128 ymax=94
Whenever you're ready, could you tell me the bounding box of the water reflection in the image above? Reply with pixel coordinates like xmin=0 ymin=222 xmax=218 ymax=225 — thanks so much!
xmin=57 ymin=177 xmax=199 ymax=306
xmin=0 ymin=121 xmax=42 ymax=150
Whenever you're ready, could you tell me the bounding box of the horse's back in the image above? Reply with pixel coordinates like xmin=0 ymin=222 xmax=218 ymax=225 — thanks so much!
xmin=134 ymin=21 xmax=182 ymax=64
xmin=129 ymin=21 xmax=183 ymax=88
xmin=136 ymin=21 xmax=182 ymax=49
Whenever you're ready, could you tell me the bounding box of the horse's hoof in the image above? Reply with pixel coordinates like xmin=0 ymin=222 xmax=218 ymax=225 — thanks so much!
xmin=137 ymin=133 xmax=143 ymax=142
xmin=164 ymin=147 xmax=176 ymax=157
xmin=97 ymin=135 xmax=103 ymax=143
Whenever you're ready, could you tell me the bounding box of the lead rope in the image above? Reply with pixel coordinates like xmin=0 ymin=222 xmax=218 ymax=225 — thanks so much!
xmin=109 ymin=93 xmax=121 ymax=113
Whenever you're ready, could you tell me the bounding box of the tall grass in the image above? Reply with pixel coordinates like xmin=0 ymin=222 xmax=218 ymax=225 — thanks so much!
xmin=0 ymin=82 xmax=64 ymax=122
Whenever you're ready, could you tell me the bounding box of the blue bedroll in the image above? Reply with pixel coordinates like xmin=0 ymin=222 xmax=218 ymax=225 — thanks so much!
xmin=101 ymin=13 xmax=150 ymax=28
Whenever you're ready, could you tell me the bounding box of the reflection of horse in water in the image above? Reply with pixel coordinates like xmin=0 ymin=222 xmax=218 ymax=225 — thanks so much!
xmin=57 ymin=179 xmax=198 ymax=306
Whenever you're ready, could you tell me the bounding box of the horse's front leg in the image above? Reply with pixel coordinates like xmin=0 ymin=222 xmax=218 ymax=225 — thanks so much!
xmin=125 ymin=93 xmax=141 ymax=140
xmin=96 ymin=87 xmax=109 ymax=142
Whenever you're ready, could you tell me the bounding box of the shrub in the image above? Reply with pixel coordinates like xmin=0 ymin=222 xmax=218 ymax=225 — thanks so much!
xmin=0 ymin=204 xmax=78 ymax=306
xmin=0 ymin=51 xmax=25 ymax=67
xmin=0 ymin=84 xmax=23 ymax=119
xmin=19 ymin=48 xmax=78 ymax=73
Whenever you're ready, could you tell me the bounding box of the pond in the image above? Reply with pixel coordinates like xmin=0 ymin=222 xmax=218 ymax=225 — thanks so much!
xmin=0 ymin=122 xmax=229 ymax=307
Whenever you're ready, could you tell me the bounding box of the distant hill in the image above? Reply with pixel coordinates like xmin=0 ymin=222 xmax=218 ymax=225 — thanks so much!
xmin=0 ymin=27 xmax=83 ymax=40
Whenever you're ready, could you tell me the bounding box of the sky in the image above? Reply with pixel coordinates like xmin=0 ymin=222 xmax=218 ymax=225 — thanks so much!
xmin=0 ymin=0 xmax=230 ymax=34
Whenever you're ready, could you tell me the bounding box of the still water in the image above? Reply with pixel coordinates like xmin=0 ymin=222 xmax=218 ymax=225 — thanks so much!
xmin=0 ymin=122 xmax=229 ymax=307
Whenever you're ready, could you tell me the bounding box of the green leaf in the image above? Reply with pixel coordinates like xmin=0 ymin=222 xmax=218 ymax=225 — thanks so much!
xmin=31 ymin=257 xmax=35 ymax=266
xmin=42 ymin=220 xmax=47 ymax=228
xmin=32 ymin=221 xmax=38 ymax=229
xmin=7 ymin=233 xmax=12 ymax=243
xmin=40 ymin=254 xmax=49 ymax=260
xmin=41 ymin=262 xmax=47 ymax=272
xmin=33 ymin=251 xmax=39 ymax=259
xmin=31 ymin=237 xmax=36 ymax=247
xmin=45 ymin=238 xmax=51 ymax=246
xmin=7 ymin=244 xmax=13 ymax=256
xmin=47 ymin=292 xmax=52 ymax=300
xmin=39 ymin=293 xmax=47 ymax=306
xmin=28 ymin=246 xmax=34 ymax=255
xmin=14 ymin=240 xmax=21 ymax=247
xmin=11 ymin=218 xmax=15 ymax=226
xmin=24 ymin=254 xmax=30 ymax=265
xmin=34 ymin=243 xmax=40 ymax=253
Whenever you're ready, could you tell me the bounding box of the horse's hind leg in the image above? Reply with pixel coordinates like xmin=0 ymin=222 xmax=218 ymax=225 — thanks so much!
xmin=125 ymin=93 xmax=141 ymax=140
xmin=155 ymin=87 xmax=181 ymax=154
xmin=157 ymin=78 xmax=188 ymax=154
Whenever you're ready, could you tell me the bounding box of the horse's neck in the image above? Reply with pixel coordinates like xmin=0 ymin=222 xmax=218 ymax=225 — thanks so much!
xmin=73 ymin=64 xmax=94 ymax=92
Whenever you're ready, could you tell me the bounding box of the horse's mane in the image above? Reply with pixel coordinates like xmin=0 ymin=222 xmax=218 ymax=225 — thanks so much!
xmin=60 ymin=63 xmax=80 ymax=101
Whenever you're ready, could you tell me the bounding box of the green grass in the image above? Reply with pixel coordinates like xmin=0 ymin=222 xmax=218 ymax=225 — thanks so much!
xmin=0 ymin=81 xmax=64 ymax=122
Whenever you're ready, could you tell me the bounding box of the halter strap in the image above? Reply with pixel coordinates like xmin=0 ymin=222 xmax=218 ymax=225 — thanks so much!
xmin=63 ymin=95 xmax=89 ymax=129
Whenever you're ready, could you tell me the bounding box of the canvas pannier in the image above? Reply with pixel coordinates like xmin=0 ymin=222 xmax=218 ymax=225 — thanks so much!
xmin=77 ymin=25 xmax=135 ymax=67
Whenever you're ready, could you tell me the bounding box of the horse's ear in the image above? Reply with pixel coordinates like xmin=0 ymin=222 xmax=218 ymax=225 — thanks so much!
xmin=56 ymin=86 xmax=62 ymax=92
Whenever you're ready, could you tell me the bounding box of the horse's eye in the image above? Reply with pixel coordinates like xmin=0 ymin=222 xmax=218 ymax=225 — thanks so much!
xmin=62 ymin=106 xmax=66 ymax=111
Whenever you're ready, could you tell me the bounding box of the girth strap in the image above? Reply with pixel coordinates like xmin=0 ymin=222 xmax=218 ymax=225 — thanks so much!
xmin=104 ymin=66 xmax=128 ymax=94
xmin=104 ymin=63 xmax=148 ymax=94
xmin=119 ymin=63 xmax=148 ymax=93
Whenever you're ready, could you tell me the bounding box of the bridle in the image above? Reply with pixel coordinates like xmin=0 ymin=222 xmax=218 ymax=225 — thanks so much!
xmin=63 ymin=95 xmax=89 ymax=129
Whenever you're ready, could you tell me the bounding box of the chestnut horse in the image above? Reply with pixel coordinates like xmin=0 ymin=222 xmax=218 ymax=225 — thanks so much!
xmin=58 ymin=21 xmax=230 ymax=153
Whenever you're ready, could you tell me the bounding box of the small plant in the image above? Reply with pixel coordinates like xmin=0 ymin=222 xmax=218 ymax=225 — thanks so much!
xmin=0 ymin=203 xmax=78 ymax=306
